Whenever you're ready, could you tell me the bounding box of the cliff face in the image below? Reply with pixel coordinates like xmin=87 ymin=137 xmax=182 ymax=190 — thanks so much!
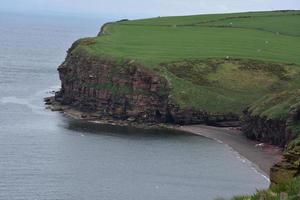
xmin=242 ymin=103 xmax=300 ymax=185
xmin=242 ymin=111 xmax=292 ymax=147
xmin=56 ymin=49 xmax=170 ymax=123
xmin=55 ymin=42 xmax=240 ymax=125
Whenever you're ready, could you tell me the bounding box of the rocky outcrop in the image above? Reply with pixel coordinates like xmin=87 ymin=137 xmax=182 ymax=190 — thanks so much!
xmin=56 ymin=49 xmax=171 ymax=123
xmin=270 ymin=140 xmax=300 ymax=185
xmin=168 ymin=104 xmax=238 ymax=125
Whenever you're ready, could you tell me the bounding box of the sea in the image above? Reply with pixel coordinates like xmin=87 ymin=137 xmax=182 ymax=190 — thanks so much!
xmin=0 ymin=12 xmax=269 ymax=200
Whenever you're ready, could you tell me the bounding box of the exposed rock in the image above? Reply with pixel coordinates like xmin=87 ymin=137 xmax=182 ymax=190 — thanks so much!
xmin=242 ymin=110 xmax=291 ymax=147
xmin=270 ymin=141 xmax=300 ymax=185
xmin=167 ymin=104 xmax=239 ymax=125
xmin=242 ymin=105 xmax=300 ymax=185
xmin=55 ymin=45 xmax=240 ymax=125
xmin=56 ymin=49 xmax=170 ymax=123
xmin=51 ymin=106 xmax=64 ymax=112
xmin=44 ymin=97 xmax=52 ymax=105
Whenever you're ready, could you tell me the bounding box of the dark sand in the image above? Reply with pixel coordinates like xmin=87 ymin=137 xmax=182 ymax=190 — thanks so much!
xmin=177 ymin=125 xmax=283 ymax=177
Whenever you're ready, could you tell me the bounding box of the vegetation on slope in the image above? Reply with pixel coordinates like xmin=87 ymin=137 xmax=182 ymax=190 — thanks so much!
xmin=70 ymin=10 xmax=300 ymax=116
xmin=232 ymin=177 xmax=300 ymax=200
xmin=248 ymin=89 xmax=300 ymax=120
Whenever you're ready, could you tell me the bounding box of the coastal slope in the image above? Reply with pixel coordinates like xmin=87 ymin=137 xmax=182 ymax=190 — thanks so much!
xmin=54 ymin=10 xmax=300 ymax=186
xmin=56 ymin=10 xmax=300 ymax=124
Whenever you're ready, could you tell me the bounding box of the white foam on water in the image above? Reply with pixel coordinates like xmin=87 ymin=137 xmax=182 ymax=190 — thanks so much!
xmin=31 ymin=85 xmax=60 ymax=99
xmin=0 ymin=85 xmax=60 ymax=115
xmin=195 ymin=129 xmax=271 ymax=183
xmin=224 ymin=143 xmax=270 ymax=183
xmin=213 ymin=138 xmax=224 ymax=144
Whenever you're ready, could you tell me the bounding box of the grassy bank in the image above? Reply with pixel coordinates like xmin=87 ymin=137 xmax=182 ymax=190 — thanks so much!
xmin=248 ymin=89 xmax=300 ymax=120
xmin=233 ymin=177 xmax=300 ymax=200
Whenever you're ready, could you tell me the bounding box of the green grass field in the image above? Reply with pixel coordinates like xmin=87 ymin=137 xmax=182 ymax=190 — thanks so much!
xmin=233 ymin=176 xmax=300 ymax=200
xmin=72 ymin=10 xmax=300 ymax=115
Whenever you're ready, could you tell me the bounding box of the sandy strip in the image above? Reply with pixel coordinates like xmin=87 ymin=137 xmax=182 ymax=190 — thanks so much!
xmin=176 ymin=125 xmax=283 ymax=177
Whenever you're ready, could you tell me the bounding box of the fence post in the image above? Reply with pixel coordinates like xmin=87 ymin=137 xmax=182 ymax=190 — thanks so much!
xmin=280 ymin=192 xmax=288 ymax=200
xmin=259 ymin=194 xmax=265 ymax=200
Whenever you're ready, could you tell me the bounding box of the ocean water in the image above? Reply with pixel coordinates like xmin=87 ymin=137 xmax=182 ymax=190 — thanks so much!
xmin=0 ymin=12 xmax=269 ymax=200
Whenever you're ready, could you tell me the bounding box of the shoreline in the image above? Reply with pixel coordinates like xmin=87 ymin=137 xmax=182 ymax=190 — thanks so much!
xmin=176 ymin=125 xmax=283 ymax=177
xmin=45 ymin=97 xmax=283 ymax=178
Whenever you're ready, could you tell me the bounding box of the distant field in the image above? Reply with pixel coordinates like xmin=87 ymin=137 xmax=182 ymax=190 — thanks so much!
xmin=83 ymin=24 xmax=300 ymax=65
xmin=81 ymin=10 xmax=300 ymax=65
xmin=73 ymin=10 xmax=300 ymax=115
xmin=122 ymin=10 xmax=300 ymax=26
xmin=200 ymin=14 xmax=300 ymax=36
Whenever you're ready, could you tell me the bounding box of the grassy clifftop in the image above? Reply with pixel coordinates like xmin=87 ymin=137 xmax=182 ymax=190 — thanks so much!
xmin=83 ymin=10 xmax=300 ymax=64
xmin=70 ymin=10 xmax=300 ymax=116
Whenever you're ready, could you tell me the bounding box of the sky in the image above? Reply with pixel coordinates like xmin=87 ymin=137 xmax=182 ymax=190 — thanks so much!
xmin=1 ymin=0 xmax=300 ymax=19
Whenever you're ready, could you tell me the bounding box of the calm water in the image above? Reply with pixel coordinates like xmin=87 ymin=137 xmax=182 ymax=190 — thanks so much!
xmin=0 ymin=13 xmax=269 ymax=200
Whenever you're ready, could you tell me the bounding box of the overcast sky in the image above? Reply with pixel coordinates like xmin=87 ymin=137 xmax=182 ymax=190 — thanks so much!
xmin=1 ymin=0 xmax=300 ymax=18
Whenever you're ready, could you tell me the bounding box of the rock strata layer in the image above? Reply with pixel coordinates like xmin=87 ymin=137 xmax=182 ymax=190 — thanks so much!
xmin=56 ymin=48 xmax=170 ymax=123
xmin=55 ymin=43 xmax=238 ymax=125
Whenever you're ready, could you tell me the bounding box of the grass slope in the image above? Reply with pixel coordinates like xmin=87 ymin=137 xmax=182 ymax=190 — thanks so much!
xmin=72 ymin=10 xmax=300 ymax=115
xmin=248 ymin=89 xmax=300 ymax=120
xmin=233 ymin=177 xmax=300 ymax=200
